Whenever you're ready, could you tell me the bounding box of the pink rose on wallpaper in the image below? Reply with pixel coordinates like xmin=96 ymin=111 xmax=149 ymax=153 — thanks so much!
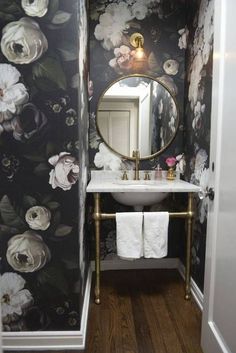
xmin=49 ymin=152 xmax=79 ymax=191
xmin=165 ymin=157 xmax=176 ymax=167
xmin=109 ymin=45 xmax=134 ymax=72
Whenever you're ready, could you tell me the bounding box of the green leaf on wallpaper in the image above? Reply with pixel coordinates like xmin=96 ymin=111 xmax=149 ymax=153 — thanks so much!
xmin=56 ymin=41 xmax=78 ymax=62
xmin=37 ymin=264 xmax=69 ymax=296
xmin=55 ymin=224 xmax=73 ymax=237
xmin=0 ymin=224 xmax=18 ymax=237
xmin=127 ymin=21 xmax=141 ymax=29
xmin=51 ymin=10 xmax=72 ymax=25
xmin=34 ymin=162 xmax=50 ymax=176
xmin=46 ymin=201 xmax=60 ymax=210
xmin=0 ymin=11 xmax=15 ymax=22
xmin=0 ymin=1 xmax=23 ymax=15
xmin=23 ymin=154 xmax=45 ymax=162
xmin=23 ymin=195 xmax=37 ymax=209
xmin=46 ymin=142 xmax=58 ymax=157
xmin=43 ymin=0 xmax=59 ymax=20
xmin=0 ymin=195 xmax=25 ymax=229
xmin=41 ymin=194 xmax=53 ymax=205
xmin=148 ymin=52 xmax=160 ymax=71
xmin=32 ymin=56 xmax=67 ymax=91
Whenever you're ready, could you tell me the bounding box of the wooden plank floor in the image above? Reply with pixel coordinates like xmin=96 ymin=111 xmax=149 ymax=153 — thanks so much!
xmin=6 ymin=269 xmax=203 ymax=353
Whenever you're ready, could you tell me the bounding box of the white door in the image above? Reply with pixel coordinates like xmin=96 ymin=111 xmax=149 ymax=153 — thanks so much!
xmin=201 ymin=0 xmax=236 ymax=352
xmin=139 ymin=83 xmax=151 ymax=155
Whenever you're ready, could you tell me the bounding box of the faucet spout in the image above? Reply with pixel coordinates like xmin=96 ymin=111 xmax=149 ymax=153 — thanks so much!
xmin=132 ymin=150 xmax=140 ymax=180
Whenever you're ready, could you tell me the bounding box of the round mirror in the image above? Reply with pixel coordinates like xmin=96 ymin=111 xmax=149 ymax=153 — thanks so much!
xmin=96 ymin=75 xmax=179 ymax=160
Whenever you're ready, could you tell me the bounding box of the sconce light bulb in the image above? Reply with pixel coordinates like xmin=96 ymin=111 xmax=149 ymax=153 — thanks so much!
xmin=134 ymin=47 xmax=147 ymax=61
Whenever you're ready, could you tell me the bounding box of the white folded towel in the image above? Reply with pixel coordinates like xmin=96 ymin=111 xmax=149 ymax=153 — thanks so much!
xmin=143 ymin=212 xmax=169 ymax=258
xmin=116 ymin=212 xmax=143 ymax=259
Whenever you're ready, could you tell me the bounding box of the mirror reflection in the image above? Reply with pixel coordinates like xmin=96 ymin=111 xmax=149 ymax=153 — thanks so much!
xmin=97 ymin=76 xmax=179 ymax=159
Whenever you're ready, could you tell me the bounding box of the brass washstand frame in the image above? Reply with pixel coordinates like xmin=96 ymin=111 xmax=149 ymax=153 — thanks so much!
xmin=92 ymin=192 xmax=194 ymax=304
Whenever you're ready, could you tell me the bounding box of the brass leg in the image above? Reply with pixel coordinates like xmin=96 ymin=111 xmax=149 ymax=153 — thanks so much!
xmin=185 ymin=193 xmax=194 ymax=300
xmin=94 ymin=193 xmax=101 ymax=304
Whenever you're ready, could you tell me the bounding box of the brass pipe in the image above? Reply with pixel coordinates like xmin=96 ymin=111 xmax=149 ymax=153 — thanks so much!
xmin=185 ymin=192 xmax=194 ymax=300
xmin=92 ymin=192 xmax=195 ymax=304
xmin=132 ymin=150 xmax=140 ymax=180
xmin=94 ymin=212 xmax=192 ymax=220
xmin=94 ymin=193 xmax=101 ymax=304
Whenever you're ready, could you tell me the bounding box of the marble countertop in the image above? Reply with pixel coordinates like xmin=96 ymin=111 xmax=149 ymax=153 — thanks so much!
xmin=86 ymin=171 xmax=201 ymax=193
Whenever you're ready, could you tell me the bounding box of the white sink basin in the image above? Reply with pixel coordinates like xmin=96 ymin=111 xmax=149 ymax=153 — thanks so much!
xmin=111 ymin=191 xmax=168 ymax=208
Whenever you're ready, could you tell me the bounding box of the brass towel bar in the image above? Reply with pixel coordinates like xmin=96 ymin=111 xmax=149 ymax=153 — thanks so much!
xmin=92 ymin=192 xmax=194 ymax=304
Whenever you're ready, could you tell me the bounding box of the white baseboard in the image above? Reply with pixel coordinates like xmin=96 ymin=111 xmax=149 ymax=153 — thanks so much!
xmin=2 ymin=267 xmax=92 ymax=351
xmin=178 ymin=260 xmax=204 ymax=311
xmin=91 ymin=257 xmax=179 ymax=271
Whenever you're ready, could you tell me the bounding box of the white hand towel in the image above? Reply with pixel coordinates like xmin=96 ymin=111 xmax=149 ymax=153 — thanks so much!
xmin=116 ymin=212 xmax=143 ymax=259
xmin=143 ymin=212 xmax=169 ymax=258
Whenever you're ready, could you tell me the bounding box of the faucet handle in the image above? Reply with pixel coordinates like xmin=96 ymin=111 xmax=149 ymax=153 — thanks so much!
xmin=144 ymin=171 xmax=151 ymax=180
xmin=121 ymin=170 xmax=128 ymax=180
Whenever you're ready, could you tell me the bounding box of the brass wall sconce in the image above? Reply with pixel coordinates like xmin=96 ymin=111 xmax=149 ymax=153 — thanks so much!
xmin=130 ymin=32 xmax=147 ymax=72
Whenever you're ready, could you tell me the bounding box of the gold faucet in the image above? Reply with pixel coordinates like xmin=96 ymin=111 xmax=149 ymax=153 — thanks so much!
xmin=132 ymin=150 xmax=140 ymax=180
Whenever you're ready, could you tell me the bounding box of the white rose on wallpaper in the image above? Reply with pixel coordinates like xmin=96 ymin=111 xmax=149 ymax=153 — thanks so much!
xmin=49 ymin=152 xmax=79 ymax=191
xmin=198 ymin=0 xmax=214 ymax=65
xmin=175 ymin=154 xmax=186 ymax=175
xmin=0 ymin=272 xmax=33 ymax=324
xmin=131 ymin=1 xmax=148 ymax=20
xmin=0 ymin=64 xmax=29 ymax=123
xmin=25 ymin=206 xmax=51 ymax=231
xmin=191 ymin=148 xmax=208 ymax=184
xmin=94 ymin=143 xmax=122 ymax=171
xmin=178 ymin=27 xmax=189 ymax=49
xmin=109 ymin=45 xmax=134 ymax=72
xmin=192 ymin=101 xmax=205 ymax=132
xmin=94 ymin=2 xmax=133 ymax=50
xmin=1 ymin=17 xmax=48 ymax=64
xmin=188 ymin=52 xmax=204 ymax=108
xmin=6 ymin=231 xmax=51 ymax=273
xmin=188 ymin=0 xmax=213 ymax=109
xmin=163 ymin=59 xmax=179 ymax=76
xmin=21 ymin=0 xmax=49 ymax=17
xmin=199 ymin=167 xmax=209 ymax=224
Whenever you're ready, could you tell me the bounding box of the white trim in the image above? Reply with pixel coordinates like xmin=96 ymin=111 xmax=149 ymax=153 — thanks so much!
xmin=91 ymin=257 xmax=179 ymax=271
xmin=2 ymin=267 xmax=92 ymax=351
xmin=178 ymin=260 xmax=204 ymax=311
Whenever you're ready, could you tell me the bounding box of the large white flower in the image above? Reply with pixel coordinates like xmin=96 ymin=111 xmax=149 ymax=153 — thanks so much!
xmin=25 ymin=206 xmax=51 ymax=231
xmin=178 ymin=27 xmax=189 ymax=49
xmin=1 ymin=17 xmax=48 ymax=64
xmin=49 ymin=152 xmax=79 ymax=191
xmin=94 ymin=2 xmax=133 ymax=50
xmin=0 ymin=272 xmax=33 ymax=323
xmin=0 ymin=64 xmax=29 ymax=123
xmin=6 ymin=231 xmax=51 ymax=273
xmin=188 ymin=0 xmax=214 ymax=108
xmin=192 ymin=148 xmax=208 ymax=183
xmin=94 ymin=143 xmax=122 ymax=171
xmin=131 ymin=1 xmax=148 ymax=20
xmin=163 ymin=59 xmax=179 ymax=76
xmin=21 ymin=0 xmax=49 ymax=17
xmin=199 ymin=167 xmax=209 ymax=223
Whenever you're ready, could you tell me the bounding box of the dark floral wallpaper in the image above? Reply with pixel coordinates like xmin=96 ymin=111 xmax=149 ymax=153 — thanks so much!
xmin=88 ymin=0 xmax=187 ymax=261
xmin=184 ymin=0 xmax=213 ymax=291
xmin=89 ymin=0 xmax=187 ymax=173
xmin=88 ymin=0 xmax=214 ymax=294
xmin=0 ymin=0 xmax=88 ymax=332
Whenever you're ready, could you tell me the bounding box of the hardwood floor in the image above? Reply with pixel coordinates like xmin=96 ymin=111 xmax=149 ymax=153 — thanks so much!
xmin=83 ymin=269 xmax=203 ymax=353
xmin=6 ymin=269 xmax=203 ymax=353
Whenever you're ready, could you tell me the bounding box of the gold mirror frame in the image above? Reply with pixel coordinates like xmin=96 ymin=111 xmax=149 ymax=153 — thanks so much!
xmin=96 ymin=74 xmax=180 ymax=161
